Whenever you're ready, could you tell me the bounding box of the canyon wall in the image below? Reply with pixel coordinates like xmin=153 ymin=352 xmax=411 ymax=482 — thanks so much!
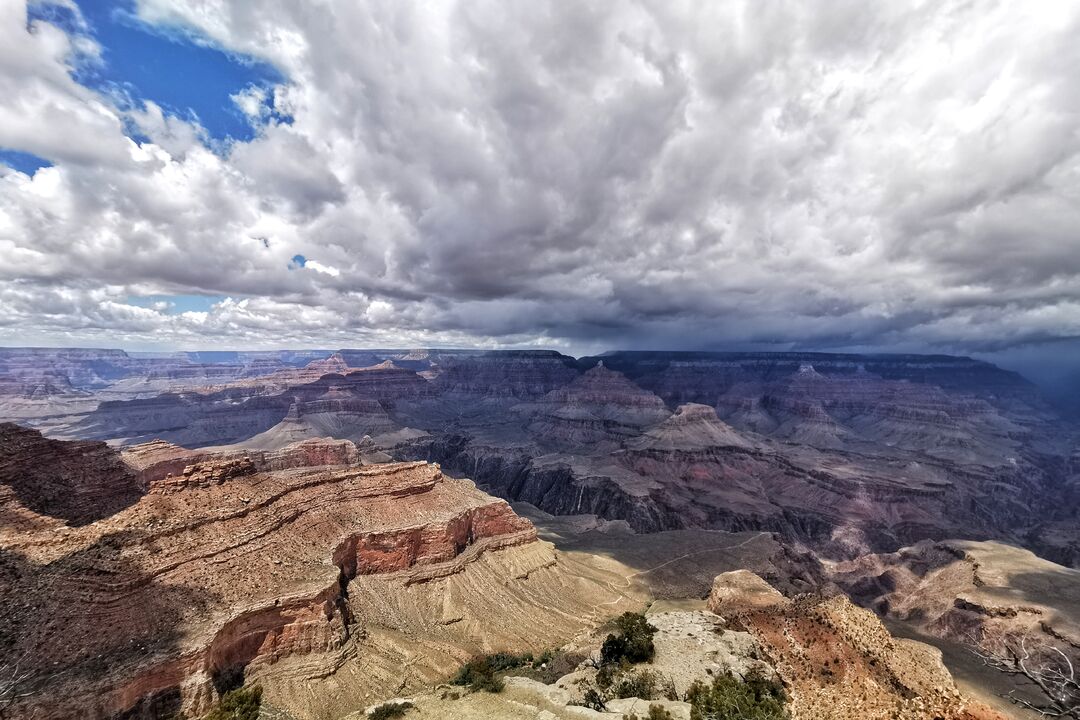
xmin=3 ymin=348 xmax=1076 ymax=563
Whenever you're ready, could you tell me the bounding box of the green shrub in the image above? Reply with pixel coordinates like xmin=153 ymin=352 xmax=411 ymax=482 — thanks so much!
xmin=508 ymin=649 xmax=587 ymax=684
xmin=686 ymin=670 xmax=788 ymax=720
xmin=482 ymin=652 xmax=532 ymax=672
xmin=579 ymin=687 xmax=606 ymax=711
xmin=368 ymin=701 xmax=414 ymax=719
xmin=611 ymin=668 xmax=660 ymax=700
xmin=595 ymin=659 xmax=623 ymax=689
xmin=601 ymin=612 xmax=658 ymax=666
xmin=204 ymin=686 xmax=261 ymax=720
xmin=451 ymin=650 xmax=576 ymax=691
xmin=451 ymin=656 xmax=505 ymax=693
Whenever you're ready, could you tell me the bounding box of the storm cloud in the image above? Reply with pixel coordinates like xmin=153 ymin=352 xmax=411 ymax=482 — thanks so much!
xmin=1 ymin=0 xmax=1079 ymax=355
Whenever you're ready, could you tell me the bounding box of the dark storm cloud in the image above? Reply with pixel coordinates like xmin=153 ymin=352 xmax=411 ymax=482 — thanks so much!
xmin=0 ymin=0 xmax=1079 ymax=355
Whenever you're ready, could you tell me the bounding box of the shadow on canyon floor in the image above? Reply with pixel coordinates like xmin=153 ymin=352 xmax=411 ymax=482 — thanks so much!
xmin=515 ymin=502 xmax=825 ymax=600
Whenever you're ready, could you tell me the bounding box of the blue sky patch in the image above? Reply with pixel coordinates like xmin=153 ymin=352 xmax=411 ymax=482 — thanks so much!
xmin=29 ymin=0 xmax=288 ymax=144
xmin=0 ymin=149 xmax=53 ymax=175
xmin=289 ymin=254 xmax=307 ymax=269
xmin=127 ymin=294 xmax=226 ymax=314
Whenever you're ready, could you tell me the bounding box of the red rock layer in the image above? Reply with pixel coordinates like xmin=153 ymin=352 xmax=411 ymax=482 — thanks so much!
xmin=122 ymin=436 xmax=361 ymax=487
xmin=0 ymin=437 xmax=538 ymax=720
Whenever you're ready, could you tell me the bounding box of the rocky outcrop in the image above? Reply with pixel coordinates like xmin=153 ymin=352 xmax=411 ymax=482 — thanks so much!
xmin=707 ymin=571 xmax=1007 ymax=720
xmin=0 ymin=434 xmax=589 ymax=720
xmin=832 ymin=539 xmax=1080 ymax=658
xmin=123 ymin=437 xmax=365 ymax=490
xmin=150 ymin=457 xmax=258 ymax=493
xmin=626 ymin=403 xmax=753 ymax=451
xmin=332 ymin=502 xmax=536 ymax=579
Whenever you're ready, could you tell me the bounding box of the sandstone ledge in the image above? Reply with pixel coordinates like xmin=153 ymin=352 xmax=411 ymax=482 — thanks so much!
xmin=0 ymin=436 xmax=541 ymax=719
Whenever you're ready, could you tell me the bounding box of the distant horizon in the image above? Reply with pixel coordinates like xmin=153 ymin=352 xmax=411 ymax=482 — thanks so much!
xmin=0 ymin=341 xmax=1068 ymax=388
xmin=11 ymin=342 xmax=1080 ymax=414
xmin=0 ymin=342 xmax=1021 ymax=362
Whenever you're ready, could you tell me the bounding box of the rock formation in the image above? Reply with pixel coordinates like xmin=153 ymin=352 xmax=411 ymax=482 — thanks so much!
xmin=0 ymin=422 xmax=143 ymax=527
xmin=515 ymin=362 xmax=671 ymax=452
xmin=832 ymin=539 xmax=1080 ymax=662
xmin=707 ymin=571 xmax=1006 ymax=720
xmin=350 ymin=571 xmax=1007 ymax=720
xmin=0 ymin=428 xmax=625 ymax=720
xmin=626 ymin=403 xmax=754 ymax=451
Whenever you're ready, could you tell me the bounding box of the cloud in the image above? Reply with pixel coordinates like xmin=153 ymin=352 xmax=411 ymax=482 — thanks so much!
xmin=231 ymin=84 xmax=267 ymax=120
xmin=0 ymin=0 xmax=1078 ymax=358
xmin=304 ymin=260 xmax=340 ymax=277
xmin=0 ymin=3 xmax=129 ymax=166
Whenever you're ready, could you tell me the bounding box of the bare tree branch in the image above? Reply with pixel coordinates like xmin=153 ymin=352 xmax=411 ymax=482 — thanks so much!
xmin=969 ymin=636 xmax=1080 ymax=718
xmin=0 ymin=653 xmax=38 ymax=720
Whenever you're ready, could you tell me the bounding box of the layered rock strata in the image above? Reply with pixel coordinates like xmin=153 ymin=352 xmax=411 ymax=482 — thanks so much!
xmin=0 ymin=430 xmax=595 ymax=720
xmin=0 ymin=422 xmax=143 ymax=527
xmin=5 ymin=349 xmax=1075 ymax=565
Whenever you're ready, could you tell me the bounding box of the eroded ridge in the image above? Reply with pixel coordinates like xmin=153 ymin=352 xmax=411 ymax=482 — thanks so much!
xmin=0 ymin=430 xmax=539 ymax=719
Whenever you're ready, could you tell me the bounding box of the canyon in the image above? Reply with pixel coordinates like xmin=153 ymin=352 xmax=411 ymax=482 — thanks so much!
xmin=8 ymin=347 xmax=1071 ymax=563
xmin=1 ymin=347 xmax=1077 ymax=719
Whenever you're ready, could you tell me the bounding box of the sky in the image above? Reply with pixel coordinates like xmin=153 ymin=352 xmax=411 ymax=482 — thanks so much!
xmin=1 ymin=1 xmax=1080 ymax=371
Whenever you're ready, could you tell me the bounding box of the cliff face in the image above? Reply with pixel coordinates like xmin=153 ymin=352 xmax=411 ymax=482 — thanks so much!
xmin=431 ymin=350 xmax=580 ymax=399
xmin=0 ymin=430 xmax=610 ymax=720
xmin=398 ymin=413 xmax=1049 ymax=558
xmin=515 ymin=363 xmax=671 ymax=451
xmin=383 ymin=353 xmax=1068 ymax=560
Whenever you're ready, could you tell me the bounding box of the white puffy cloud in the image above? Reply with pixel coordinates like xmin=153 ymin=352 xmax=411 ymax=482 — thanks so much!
xmin=0 ymin=0 xmax=1079 ymax=357
xmin=0 ymin=2 xmax=129 ymax=166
